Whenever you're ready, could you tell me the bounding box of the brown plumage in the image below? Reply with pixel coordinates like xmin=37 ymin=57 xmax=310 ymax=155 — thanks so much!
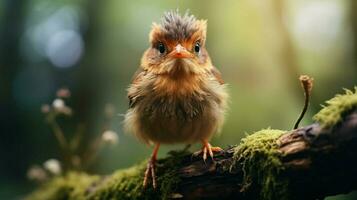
xmin=124 ymin=10 xmax=228 ymax=188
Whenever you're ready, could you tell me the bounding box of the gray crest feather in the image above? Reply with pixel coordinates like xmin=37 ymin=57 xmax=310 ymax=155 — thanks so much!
xmin=161 ymin=10 xmax=198 ymax=40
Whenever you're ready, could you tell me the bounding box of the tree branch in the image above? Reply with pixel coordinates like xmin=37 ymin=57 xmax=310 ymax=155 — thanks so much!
xmin=26 ymin=89 xmax=357 ymax=200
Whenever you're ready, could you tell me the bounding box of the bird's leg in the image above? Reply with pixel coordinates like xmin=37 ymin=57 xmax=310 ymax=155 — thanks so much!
xmin=143 ymin=143 xmax=160 ymax=189
xmin=193 ymin=140 xmax=223 ymax=162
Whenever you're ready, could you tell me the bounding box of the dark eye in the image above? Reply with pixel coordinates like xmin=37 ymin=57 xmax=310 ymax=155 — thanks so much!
xmin=157 ymin=42 xmax=166 ymax=54
xmin=194 ymin=42 xmax=200 ymax=53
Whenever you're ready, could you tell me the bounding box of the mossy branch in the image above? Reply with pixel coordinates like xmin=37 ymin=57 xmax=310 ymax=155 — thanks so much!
xmin=27 ymin=88 xmax=357 ymax=200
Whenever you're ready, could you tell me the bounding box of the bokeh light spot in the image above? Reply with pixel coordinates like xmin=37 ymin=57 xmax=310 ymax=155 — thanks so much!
xmin=46 ymin=30 xmax=84 ymax=68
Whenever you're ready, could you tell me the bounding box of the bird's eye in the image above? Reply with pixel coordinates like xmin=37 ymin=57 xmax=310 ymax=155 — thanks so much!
xmin=157 ymin=42 xmax=166 ymax=54
xmin=194 ymin=42 xmax=200 ymax=53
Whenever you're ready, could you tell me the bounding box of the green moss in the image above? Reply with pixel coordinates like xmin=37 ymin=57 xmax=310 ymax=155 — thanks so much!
xmin=26 ymin=150 xmax=188 ymax=200
xmin=26 ymin=172 xmax=99 ymax=200
xmin=232 ymin=129 xmax=288 ymax=200
xmin=86 ymin=150 xmax=187 ymax=200
xmin=313 ymin=87 xmax=357 ymax=129
xmin=86 ymin=163 xmax=146 ymax=200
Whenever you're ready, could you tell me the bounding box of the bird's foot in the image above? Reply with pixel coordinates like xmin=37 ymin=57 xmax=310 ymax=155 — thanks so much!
xmin=143 ymin=156 xmax=157 ymax=189
xmin=192 ymin=141 xmax=223 ymax=162
xmin=143 ymin=143 xmax=160 ymax=189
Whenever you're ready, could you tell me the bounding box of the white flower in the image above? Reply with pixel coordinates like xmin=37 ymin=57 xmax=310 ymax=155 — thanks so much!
xmin=52 ymin=99 xmax=65 ymax=109
xmin=27 ymin=165 xmax=47 ymax=182
xmin=43 ymin=159 xmax=62 ymax=175
xmin=102 ymin=130 xmax=119 ymax=145
xmin=52 ymin=99 xmax=72 ymax=115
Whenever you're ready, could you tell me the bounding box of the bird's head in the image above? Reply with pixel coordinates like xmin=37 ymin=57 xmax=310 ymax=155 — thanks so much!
xmin=141 ymin=11 xmax=212 ymax=75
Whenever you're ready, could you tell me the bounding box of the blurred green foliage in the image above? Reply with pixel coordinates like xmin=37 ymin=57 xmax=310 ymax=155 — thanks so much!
xmin=0 ymin=0 xmax=356 ymax=199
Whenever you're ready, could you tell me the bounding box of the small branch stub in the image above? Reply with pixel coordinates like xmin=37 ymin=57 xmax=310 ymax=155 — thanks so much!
xmin=294 ymin=75 xmax=314 ymax=129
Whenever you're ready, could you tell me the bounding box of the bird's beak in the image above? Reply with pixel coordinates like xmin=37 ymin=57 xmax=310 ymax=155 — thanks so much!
xmin=169 ymin=44 xmax=193 ymax=59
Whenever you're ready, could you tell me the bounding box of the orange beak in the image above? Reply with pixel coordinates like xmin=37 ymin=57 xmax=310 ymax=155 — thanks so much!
xmin=169 ymin=44 xmax=193 ymax=59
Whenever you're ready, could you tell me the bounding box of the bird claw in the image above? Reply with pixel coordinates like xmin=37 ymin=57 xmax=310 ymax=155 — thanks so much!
xmin=143 ymin=157 xmax=157 ymax=189
xmin=192 ymin=142 xmax=223 ymax=162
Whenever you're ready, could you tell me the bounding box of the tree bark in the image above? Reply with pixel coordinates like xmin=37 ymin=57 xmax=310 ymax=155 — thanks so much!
xmin=172 ymin=110 xmax=357 ymax=199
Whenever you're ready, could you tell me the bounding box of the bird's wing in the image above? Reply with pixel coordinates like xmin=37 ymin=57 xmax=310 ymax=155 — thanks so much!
xmin=128 ymin=68 xmax=147 ymax=108
xmin=211 ymin=66 xmax=225 ymax=85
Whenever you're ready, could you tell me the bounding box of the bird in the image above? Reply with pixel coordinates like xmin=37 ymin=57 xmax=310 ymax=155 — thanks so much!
xmin=124 ymin=10 xmax=228 ymax=189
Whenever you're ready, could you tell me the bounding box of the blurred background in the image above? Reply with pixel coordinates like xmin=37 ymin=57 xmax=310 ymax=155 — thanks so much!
xmin=0 ymin=0 xmax=356 ymax=199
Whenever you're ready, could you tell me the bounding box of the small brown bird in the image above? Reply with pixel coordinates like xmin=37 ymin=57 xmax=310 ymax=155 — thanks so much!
xmin=124 ymin=11 xmax=228 ymax=188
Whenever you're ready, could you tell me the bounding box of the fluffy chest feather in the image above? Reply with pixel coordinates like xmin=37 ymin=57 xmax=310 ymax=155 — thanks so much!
xmin=145 ymin=73 xmax=210 ymax=120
